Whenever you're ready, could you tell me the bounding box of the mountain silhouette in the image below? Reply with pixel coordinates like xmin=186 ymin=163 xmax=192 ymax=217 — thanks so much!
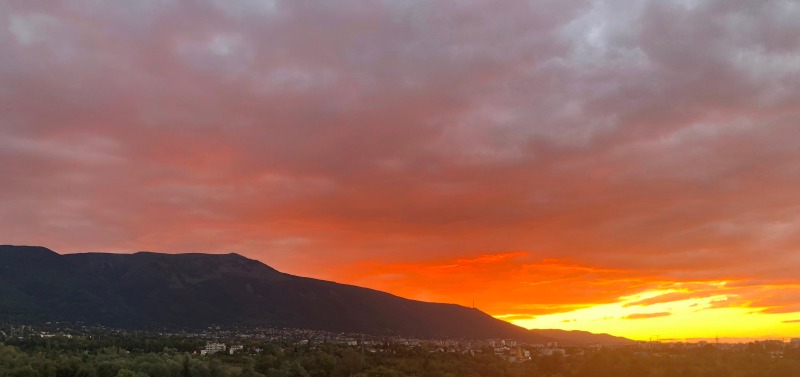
xmin=0 ymin=245 xmax=631 ymax=344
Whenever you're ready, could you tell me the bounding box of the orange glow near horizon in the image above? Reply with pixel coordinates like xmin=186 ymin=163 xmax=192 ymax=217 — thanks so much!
xmin=328 ymin=253 xmax=800 ymax=340
xmin=505 ymin=289 xmax=800 ymax=341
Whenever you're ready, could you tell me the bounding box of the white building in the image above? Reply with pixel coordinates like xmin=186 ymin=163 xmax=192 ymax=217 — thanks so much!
xmin=201 ymin=342 xmax=226 ymax=355
xmin=540 ymin=348 xmax=566 ymax=357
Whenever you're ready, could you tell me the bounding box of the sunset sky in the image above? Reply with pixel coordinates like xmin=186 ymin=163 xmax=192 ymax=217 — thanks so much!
xmin=3 ymin=0 xmax=800 ymax=341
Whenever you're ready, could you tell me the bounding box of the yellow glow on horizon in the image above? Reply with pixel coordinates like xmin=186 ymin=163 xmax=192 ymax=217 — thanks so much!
xmin=499 ymin=287 xmax=800 ymax=341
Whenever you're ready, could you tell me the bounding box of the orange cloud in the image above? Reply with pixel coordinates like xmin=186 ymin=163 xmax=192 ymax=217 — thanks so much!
xmin=495 ymin=314 xmax=537 ymax=322
xmin=624 ymin=312 xmax=672 ymax=320
xmin=331 ymin=252 xmax=663 ymax=315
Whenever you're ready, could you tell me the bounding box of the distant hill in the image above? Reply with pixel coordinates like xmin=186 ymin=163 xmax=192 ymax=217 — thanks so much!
xmin=531 ymin=329 xmax=635 ymax=346
xmin=0 ymin=245 xmax=630 ymax=345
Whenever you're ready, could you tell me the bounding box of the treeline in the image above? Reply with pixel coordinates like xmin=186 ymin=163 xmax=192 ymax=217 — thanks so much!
xmin=2 ymin=336 xmax=800 ymax=377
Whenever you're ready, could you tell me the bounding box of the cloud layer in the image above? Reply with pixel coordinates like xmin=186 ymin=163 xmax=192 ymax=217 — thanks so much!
xmin=2 ymin=0 xmax=800 ymax=337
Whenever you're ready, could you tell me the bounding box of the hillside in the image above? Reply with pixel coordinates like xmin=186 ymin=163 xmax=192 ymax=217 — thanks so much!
xmin=531 ymin=329 xmax=635 ymax=346
xmin=0 ymin=245 xmax=631 ymax=345
xmin=0 ymin=245 xmax=547 ymax=341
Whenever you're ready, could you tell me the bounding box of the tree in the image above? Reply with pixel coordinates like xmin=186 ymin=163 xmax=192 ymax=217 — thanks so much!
xmin=115 ymin=370 xmax=148 ymax=377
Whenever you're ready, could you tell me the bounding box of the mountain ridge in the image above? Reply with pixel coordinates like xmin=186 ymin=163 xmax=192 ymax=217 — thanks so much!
xmin=0 ymin=245 xmax=633 ymax=345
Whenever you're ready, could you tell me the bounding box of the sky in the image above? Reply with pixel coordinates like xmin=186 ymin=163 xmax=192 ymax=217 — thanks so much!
xmin=2 ymin=0 xmax=800 ymax=341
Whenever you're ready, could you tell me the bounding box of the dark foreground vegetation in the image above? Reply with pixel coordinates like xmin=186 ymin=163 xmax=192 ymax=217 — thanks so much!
xmin=2 ymin=334 xmax=800 ymax=377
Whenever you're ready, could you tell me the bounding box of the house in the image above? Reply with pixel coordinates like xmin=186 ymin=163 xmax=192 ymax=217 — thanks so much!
xmin=201 ymin=342 xmax=226 ymax=355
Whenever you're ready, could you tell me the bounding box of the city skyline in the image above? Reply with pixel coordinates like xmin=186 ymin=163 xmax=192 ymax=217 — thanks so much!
xmin=2 ymin=0 xmax=800 ymax=341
